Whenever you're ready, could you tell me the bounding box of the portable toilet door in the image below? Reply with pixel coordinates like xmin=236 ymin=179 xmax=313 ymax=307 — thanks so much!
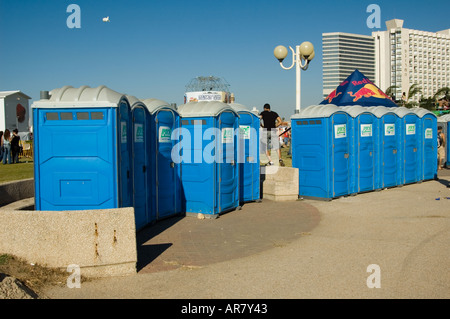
xmin=369 ymin=106 xmax=402 ymax=188
xmin=31 ymin=85 xmax=133 ymax=211
xmin=229 ymin=103 xmax=260 ymax=204
xmin=342 ymin=106 xmax=378 ymax=194
xmin=438 ymin=114 xmax=450 ymax=167
xmin=142 ymin=99 xmax=182 ymax=221
xmin=291 ymin=105 xmax=352 ymax=200
xmin=414 ymin=108 xmax=437 ymax=181
xmin=118 ymin=95 xmax=133 ymax=208
xmin=395 ymin=107 xmax=421 ymax=184
xmin=129 ymin=96 xmax=152 ymax=230
xmin=177 ymin=101 xmax=239 ymax=217
xmin=330 ymin=108 xmax=353 ymax=198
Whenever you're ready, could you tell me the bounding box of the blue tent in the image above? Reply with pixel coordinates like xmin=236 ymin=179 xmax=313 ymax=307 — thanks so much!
xmin=320 ymin=70 xmax=398 ymax=107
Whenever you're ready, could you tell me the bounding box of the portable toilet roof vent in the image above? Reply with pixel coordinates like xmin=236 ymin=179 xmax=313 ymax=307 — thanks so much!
xmin=340 ymin=105 xmax=374 ymax=117
xmin=141 ymin=98 xmax=175 ymax=114
xmin=393 ymin=106 xmax=416 ymax=118
xmin=291 ymin=104 xmax=343 ymax=119
xmin=229 ymin=103 xmax=259 ymax=116
xmin=438 ymin=114 xmax=450 ymax=122
xmin=364 ymin=106 xmax=398 ymax=118
xmin=411 ymin=108 xmax=436 ymax=118
xmin=178 ymin=101 xmax=239 ymax=118
xmin=33 ymin=85 xmax=125 ymax=108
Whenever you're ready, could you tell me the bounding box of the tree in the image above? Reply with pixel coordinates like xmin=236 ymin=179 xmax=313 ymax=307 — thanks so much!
xmin=433 ymin=87 xmax=450 ymax=102
xmin=419 ymin=96 xmax=435 ymax=110
xmin=384 ymin=85 xmax=398 ymax=98
xmin=407 ymin=83 xmax=422 ymax=101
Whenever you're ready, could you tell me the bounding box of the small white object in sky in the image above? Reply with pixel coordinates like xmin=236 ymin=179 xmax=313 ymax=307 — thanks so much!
xmin=102 ymin=16 xmax=110 ymax=22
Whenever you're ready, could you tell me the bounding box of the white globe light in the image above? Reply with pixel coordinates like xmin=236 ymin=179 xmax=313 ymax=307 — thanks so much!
xmin=274 ymin=45 xmax=288 ymax=62
xmin=299 ymin=41 xmax=314 ymax=59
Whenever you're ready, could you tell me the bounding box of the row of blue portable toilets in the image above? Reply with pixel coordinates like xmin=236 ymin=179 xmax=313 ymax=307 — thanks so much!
xmin=290 ymin=104 xmax=438 ymax=200
xmin=32 ymin=86 xmax=260 ymax=230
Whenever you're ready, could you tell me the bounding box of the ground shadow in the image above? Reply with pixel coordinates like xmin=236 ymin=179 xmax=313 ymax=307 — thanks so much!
xmin=136 ymin=243 xmax=173 ymax=272
xmin=135 ymin=215 xmax=184 ymax=272
xmin=436 ymin=169 xmax=450 ymax=187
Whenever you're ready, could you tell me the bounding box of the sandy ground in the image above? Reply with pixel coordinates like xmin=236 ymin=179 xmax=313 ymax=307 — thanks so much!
xmin=40 ymin=171 xmax=450 ymax=300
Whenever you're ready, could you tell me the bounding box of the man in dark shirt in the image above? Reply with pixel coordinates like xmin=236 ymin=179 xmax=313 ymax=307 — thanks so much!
xmin=11 ymin=129 xmax=21 ymax=164
xmin=260 ymin=103 xmax=284 ymax=166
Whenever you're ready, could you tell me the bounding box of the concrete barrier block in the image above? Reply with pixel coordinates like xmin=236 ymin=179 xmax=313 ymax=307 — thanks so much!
xmin=261 ymin=167 xmax=299 ymax=201
xmin=0 ymin=207 xmax=137 ymax=278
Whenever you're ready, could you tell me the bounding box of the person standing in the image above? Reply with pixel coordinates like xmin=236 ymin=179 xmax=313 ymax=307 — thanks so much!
xmin=260 ymin=103 xmax=284 ymax=166
xmin=11 ymin=129 xmax=21 ymax=164
xmin=1 ymin=129 xmax=12 ymax=164
xmin=437 ymin=126 xmax=446 ymax=170
xmin=0 ymin=131 xmax=3 ymax=162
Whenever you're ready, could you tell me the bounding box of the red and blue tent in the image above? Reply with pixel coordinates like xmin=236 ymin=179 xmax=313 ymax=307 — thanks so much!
xmin=320 ymin=69 xmax=398 ymax=107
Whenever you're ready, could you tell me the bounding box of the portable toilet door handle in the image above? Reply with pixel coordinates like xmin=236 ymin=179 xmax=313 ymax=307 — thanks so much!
xmin=393 ymin=149 xmax=397 ymax=154
xmin=344 ymin=153 xmax=349 ymax=159
xmin=170 ymin=162 xmax=175 ymax=168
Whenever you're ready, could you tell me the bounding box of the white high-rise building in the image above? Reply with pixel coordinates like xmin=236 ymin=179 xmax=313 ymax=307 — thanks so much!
xmin=373 ymin=19 xmax=450 ymax=102
xmin=322 ymin=32 xmax=376 ymax=99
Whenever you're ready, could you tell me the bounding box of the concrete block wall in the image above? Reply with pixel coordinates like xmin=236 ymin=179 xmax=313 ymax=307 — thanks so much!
xmin=0 ymin=179 xmax=34 ymax=207
xmin=0 ymin=179 xmax=137 ymax=278
xmin=0 ymin=207 xmax=137 ymax=278
xmin=260 ymin=166 xmax=299 ymax=201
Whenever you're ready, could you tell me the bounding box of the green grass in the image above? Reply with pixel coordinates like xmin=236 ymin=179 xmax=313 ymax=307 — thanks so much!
xmin=0 ymin=254 xmax=10 ymax=265
xmin=260 ymin=146 xmax=293 ymax=167
xmin=0 ymin=158 xmax=34 ymax=183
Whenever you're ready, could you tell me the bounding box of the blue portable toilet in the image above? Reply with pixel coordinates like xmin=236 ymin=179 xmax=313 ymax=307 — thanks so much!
xmin=394 ymin=107 xmax=421 ymax=185
xmin=32 ymin=85 xmax=133 ymax=211
xmin=128 ymin=95 xmax=153 ymax=230
xmin=291 ymin=105 xmax=353 ymax=200
xmin=177 ymin=101 xmax=240 ymax=217
xmin=413 ymin=108 xmax=437 ymax=181
xmin=438 ymin=114 xmax=450 ymax=167
xmin=229 ymin=103 xmax=260 ymax=204
xmin=341 ymin=105 xmax=379 ymax=194
xmin=368 ymin=106 xmax=403 ymax=189
xmin=141 ymin=98 xmax=182 ymax=221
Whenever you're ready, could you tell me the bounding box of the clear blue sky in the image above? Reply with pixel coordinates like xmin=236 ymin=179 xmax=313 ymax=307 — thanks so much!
xmin=1 ymin=0 xmax=449 ymax=119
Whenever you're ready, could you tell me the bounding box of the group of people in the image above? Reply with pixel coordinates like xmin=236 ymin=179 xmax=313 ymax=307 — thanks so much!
xmin=0 ymin=129 xmax=22 ymax=164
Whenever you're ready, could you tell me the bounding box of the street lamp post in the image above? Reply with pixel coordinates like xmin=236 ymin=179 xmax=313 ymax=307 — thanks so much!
xmin=274 ymin=42 xmax=315 ymax=114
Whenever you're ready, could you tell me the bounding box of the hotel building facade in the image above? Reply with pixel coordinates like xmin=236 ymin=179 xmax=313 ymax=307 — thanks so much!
xmin=322 ymin=32 xmax=376 ymax=99
xmin=323 ymin=20 xmax=450 ymax=102
xmin=373 ymin=19 xmax=450 ymax=102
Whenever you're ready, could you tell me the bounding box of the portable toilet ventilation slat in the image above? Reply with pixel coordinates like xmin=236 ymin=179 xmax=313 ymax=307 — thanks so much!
xmin=291 ymin=105 xmax=353 ymax=200
xmin=32 ymin=85 xmax=133 ymax=211
xmin=177 ymin=101 xmax=240 ymax=217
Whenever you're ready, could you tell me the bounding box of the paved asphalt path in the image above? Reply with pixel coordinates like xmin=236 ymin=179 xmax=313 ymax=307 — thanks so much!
xmin=43 ymin=170 xmax=450 ymax=299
